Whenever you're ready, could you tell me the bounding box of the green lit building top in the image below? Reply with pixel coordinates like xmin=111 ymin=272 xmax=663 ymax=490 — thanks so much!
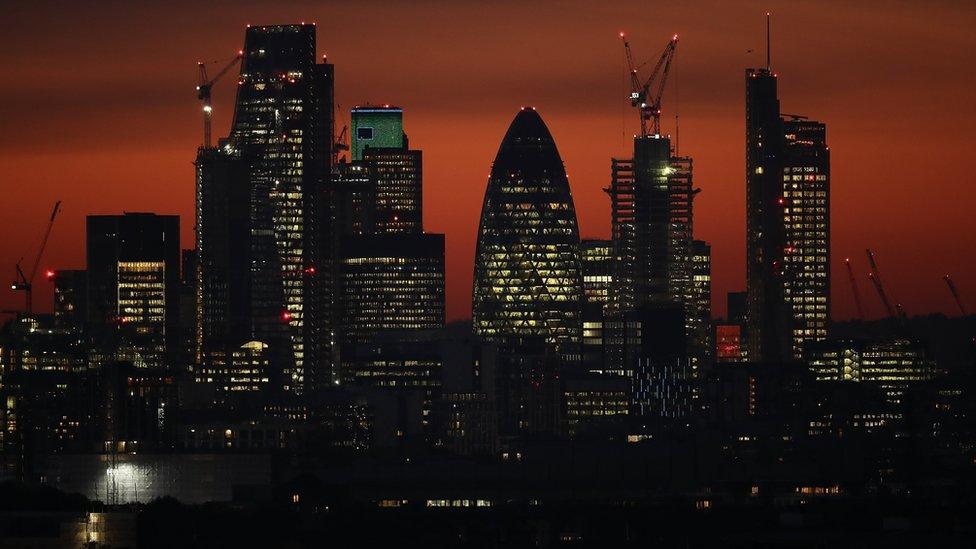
xmin=351 ymin=105 xmax=404 ymax=160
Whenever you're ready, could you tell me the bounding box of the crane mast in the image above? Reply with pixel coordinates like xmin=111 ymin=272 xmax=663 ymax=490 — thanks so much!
xmin=197 ymin=52 xmax=243 ymax=148
xmin=844 ymin=258 xmax=866 ymax=320
xmin=866 ymin=248 xmax=905 ymax=320
xmin=620 ymin=33 xmax=678 ymax=138
xmin=944 ymin=275 xmax=967 ymax=316
xmin=10 ymin=200 xmax=61 ymax=315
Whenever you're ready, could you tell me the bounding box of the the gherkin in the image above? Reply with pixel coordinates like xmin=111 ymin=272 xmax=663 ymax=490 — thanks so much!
xmin=472 ymin=108 xmax=583 ymax=352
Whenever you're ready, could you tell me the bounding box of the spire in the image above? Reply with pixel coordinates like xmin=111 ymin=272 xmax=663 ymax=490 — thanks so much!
xmin=766 ymin=11 xmax=771 ymax=70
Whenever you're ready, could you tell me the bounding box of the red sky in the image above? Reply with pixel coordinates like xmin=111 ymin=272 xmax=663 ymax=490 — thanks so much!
xmin=1 ymin=1 xmax=974 ymax=322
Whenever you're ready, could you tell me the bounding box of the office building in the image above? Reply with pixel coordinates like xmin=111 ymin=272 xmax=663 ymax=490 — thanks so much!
xmin=195 ymin=148 xmax=290 ymax=394
xmin=689 ymin=240 xmax=712 ymax=372
xmin=351 ymin=105 xmax=404 ymax=161
xmin=580 ymin=239 xmax=613 ymax=371
xmin=782 ymin=118 xmax=830 ymax=357
xmin=363 ymin=147 xmax=423 ymax=234
xmin=745 ymin=59 xmax=830 ymax=362
xmin=222 ymin=24 xmax=335 ymax=393
xmin=338 ymin=233 xmax=445 ymax=346
xmin=332 ymin=160 xmax=376 ymax=236
xmin=472 ymin=108 xmax=583 ymax=357
xmin=87 ymin=213 xmax=180 ymax=369
xmin=805 ymin=338 xmax=936 ymax=405
xmin=745 ymin=65 xmax=790 ymax=363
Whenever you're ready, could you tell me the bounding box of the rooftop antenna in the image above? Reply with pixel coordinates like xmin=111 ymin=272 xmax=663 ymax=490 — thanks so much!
xmin=766 ymin=12 xmax=771 ymax=70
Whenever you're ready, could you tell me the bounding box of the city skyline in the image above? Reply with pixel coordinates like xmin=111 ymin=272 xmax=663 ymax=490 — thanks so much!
xmin=2 ymin=8 xmax=975 ymax=544
xmin=2 ymin=1 xmax=974 ymax=322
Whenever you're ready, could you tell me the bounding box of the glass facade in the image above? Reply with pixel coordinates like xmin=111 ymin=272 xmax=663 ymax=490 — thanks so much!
xmin=225 ymin=24 xmax=334 ymax=393
xmin=472 ymin=108 xmax=583 ymax=356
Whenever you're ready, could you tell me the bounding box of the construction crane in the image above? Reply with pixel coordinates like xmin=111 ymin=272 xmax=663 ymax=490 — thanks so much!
xmin=196 ymin=52 xmax=243 ymax=148
xmin=10 ymin=200 xmax=61 ymax=315
xmin=332 ymin=125 xmax=349 ymax=165
xmin=944 ymin=275 xmax=967 ymax=316
xmin=620 ymin=32 xmax=678 ymax=138
xmin=844 ymin=258 xmax=866 ymax=320
xmin=866 ymin=248 xmax=905 ymax=320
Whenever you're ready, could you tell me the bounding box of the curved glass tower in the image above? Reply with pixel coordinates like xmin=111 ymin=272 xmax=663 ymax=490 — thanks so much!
xmin=472 ymin=108 xmax=583 ymax=353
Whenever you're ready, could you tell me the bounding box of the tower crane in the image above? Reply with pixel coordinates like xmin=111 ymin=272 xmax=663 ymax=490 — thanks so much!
xmin=332 ymin=125 xmax=349 ymax=165
xmin=197 ymin=52 xmax=243 ymax=148
xmin=866 ymin=248 xmax=905 ymax=320
xmin=943 ymin=275 xmax=967 ymax=316
xmin=332 ymin=103 xmax=349 ymax=165
xmin=10 ymin=200 xmax=61 ymax=315
xmin=620 ymin=32 xmax=678 ymax=138
xmin=844 ymin=258 xmax=866 ymax=320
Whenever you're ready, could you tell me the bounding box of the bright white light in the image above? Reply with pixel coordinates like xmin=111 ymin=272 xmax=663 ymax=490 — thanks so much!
xmin=203 ymin=105 xmax=213 ymax=114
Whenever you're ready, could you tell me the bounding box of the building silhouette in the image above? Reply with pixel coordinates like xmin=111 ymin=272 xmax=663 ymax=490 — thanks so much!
xmin=86 ymin=213 xmax=180 ymax=370
xmin=745 ymin=64 xmax=830 ymax=362
xmin=197 ymin=24 xmax=335 ymax=394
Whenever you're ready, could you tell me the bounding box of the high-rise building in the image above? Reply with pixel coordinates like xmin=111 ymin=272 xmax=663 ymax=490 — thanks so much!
xmin=338 ymin=233 xmax=445 ymax=346
xmin=195 ymin=147 xmax=289 ymax=394
xmin=332 ymin=160 xmax=375 ymax=236
xmin=783 ymin=118 xmax=830 ymax=357
xmin=580 ymin=239 xmax=613 ymax=371
xmin=605 ymin=133 xmax=701 ymax=389
xmin=472 ymin=108 xmax=583 ymax=357
xmin=363 ymin=147 xmax=423 ymax=234
xmin=86 ymin=213 xmax=180 ymax=369
xmin=689 ymin=240 xmax=713 ymax=371
xmin=351 ymin=105 xmax=404 ymax=161
xmin=745 ymin=65 xmax=790 ymax=363
xmin=220 ymin=24 xmax=334 ymax=393
xmin=745 ymin=62 xmax=830 ymax=362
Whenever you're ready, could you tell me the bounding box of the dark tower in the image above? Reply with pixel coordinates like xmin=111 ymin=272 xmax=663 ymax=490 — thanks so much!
xmin=202 ymin=24 xmax=335 ymax=393
xmin=745 ymin=17 xmax=830 ymax=363
xmin=86 ymin=213 xmax=181 ymax=369
xmin=745 ymin=65 xmax=790 ymax=363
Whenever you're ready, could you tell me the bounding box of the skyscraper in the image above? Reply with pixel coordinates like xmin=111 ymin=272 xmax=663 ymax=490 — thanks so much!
xmin=689 ymin=240 xmax=713 ymax=371
xmin=195 ymin=148 xmax=288 ymax=393
xmin=472 ymin=108 xmax=583 ymax=356
xmin=86 ymin=213 xmax=180 ymax=369
xmin=349 ymin=106 xmax=423 ymax=234
xmin=745 ymin=55 xmax=830 ymax=362
xmin=783 ymin=118 xmax=830 ymax=357
xmin=745 ymin=65 xmax=790 ymax=363
xmin=219 ymin=24 xmax=334 ymax=393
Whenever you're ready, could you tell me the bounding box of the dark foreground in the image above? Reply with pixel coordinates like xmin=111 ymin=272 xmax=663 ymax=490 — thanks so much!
xmin=1 ymin=481 xmax=974 ymax=548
